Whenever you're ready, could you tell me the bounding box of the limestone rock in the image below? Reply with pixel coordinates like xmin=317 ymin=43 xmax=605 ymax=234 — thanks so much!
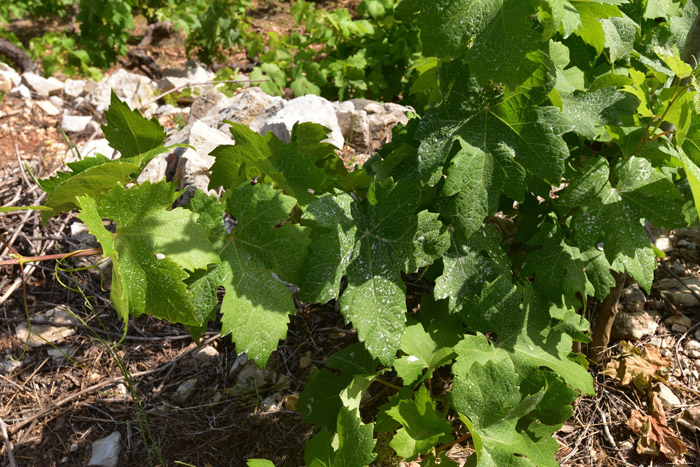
xmin=88 ymin=432 xmax=121 ymax=467
xmin=188 ymin=87 xmax=227 ymax=122
xmin=611 ymin=309 xmax=659 ymax=340
xmin=653 ymin=383 xmax=681 ymax=410
xmin=664 ymin=313 xmax=693 ymax=331
xmin=34 ymin=100 xmax=61 ymax=116
xmin=655 ymin=236 xmax=673 ymax=253
xmin=349 ymin=99 xmax=413 ymax=151
xmin=79 ymin=139 xmax=117 ymax=160
xmin=15 ymin=305 xmax=80 ymax=347
xmin=63 ymin=78 xmax=86 ymax=98
xmin=685 ymin=339 xmax=700 ymax=359
xmin=86 ymin=69 xmax=153 ymax=113
xmin=61 ymin=115 xmax=93 ymax=133
xmin=657 ymin=277 xmax=700 ymax=307
xmin=260 ymin=94 xmax=343 ymax=148
xmin=620 ymin=284 xmax=646 ymax=312
xmin=160 ymin=59 xmax=214 ymax=93
xmin=171 ymin=121 xmax=234 ymax=192
xmin=10 ymin=84 xmax=31 ymax=99
xmin=174 ymin=377 xmax=198 ymax=403
xmin=22 ymin=72 xmax=64 ymax=97
xmin=0 ymin=62 xmax=21 ymax=87
xmin=0 ymin=63 xmax=20 ymax=93
xmin=199 ymin=86 xmax=284 ymax=133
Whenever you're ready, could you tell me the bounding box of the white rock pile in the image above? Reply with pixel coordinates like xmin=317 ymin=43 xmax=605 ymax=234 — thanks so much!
xmin=0 ymin=59 xmax=413 ymax=195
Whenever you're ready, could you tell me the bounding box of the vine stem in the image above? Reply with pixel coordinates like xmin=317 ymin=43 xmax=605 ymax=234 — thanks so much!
xmin=0 ymin=248 xmax=103 ymax=266
xmin=436 ymin=431 xmax=472 ymax=453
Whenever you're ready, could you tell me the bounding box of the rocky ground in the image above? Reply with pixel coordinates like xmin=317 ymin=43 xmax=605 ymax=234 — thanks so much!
xmin=1 ymin=5 xmax=700 ymax=466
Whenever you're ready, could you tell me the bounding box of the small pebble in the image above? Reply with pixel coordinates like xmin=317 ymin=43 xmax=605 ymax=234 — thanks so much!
xmin=672 ymin=323 xmax=689 ymax=333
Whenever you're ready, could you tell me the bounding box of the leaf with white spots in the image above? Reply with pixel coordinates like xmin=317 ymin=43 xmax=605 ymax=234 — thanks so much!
xmin=559 ymin=156 xmax=685 ymax=290
xmin=213 ymin=183 xmax=310 ymax=367
xmin=77 ymin=181 xmax=220 ymax=325
xmin=302 ymin=179 xmax=425 ymax=365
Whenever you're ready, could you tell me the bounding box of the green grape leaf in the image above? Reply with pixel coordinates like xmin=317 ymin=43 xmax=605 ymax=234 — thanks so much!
xmin=405 ymin=210 xmax=450 ymax=273
xmin=521 ymin=221 xmax=587 ymax=307
xmin=581 ymin=247 xmax=619 ymax=301
xmin=39 ymin=156 xmax=139 ymax=223
xmin=387 ymin=386 xmax=453 ymax=460
xmin=299 ymin=343 xmax=377 ymax=431
xmin=453 ymin=284 xmax=592 ymax=465
xmin=434 ymin=225 xmax=510 ymax=313
xmin=602 ymin=15 xmax=638 ymax=63
xmin=560 ymin=157 xmax=685 ymax=290
xmin=463 ymin=282 xmax=593 ymax=395
xmin=102 ymin=90 xmax=165 ymax=158
xmin=549 ymin=40 xmax=585 ymax=94
xmin=416 ymin=61 xmax=570 ymax=193
xmin=398 ymin=0 xmax=544 ymax=88
xmin=305 ymin=407 xmax=377 ymax=467
xmin=451 ymin=355 xmax=559 ymax=467
xmin=572 ymin=1 xmax=623 ymax=55
xmin=560 ymin=88 xmax=640 ymax=140
xmin=213 ymin=183 xmax=309 ymax=367
xmin=209 ymin=122 xmax=341 ymax=206
xmin=393 ymin=318 xmax=459 ymax=386
xmin=77 ymin=181 xmax=220 ymax=325
xmin=644 ymin=0 xmax=682 ymax=20
xmin=546 ymin=0 xmax=581 ymax=38
xmin=301 ymin=179 xmax=423 ymax=365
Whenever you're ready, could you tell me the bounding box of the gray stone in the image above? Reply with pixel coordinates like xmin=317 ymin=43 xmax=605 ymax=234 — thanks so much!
xmin=188 ymin=87 xmax=226 ymax=122
xmin=655 ymin=236 xmax=673 ymax=252
xmin=61 ymin=115 xmax=93 ymax=133
xmin=665 ymin=313 xmax=693 ymax=330
xmin=611 ymin=309 xmax=659 ymax=340
xmin=86 ymin=69 xmax=153 ymax=113
xmin=620 ymin=284 xmax=646 ymax=312
xmin=658 ymin=277 xmax=700 ymax=307
xmin=334 ymin=100 xmax=371 ymax=150
xmin=88 ymin=432 xmax=121 ymax=467
xmin=169 ymin=120 xmax=234 ymax=191
xmin=0 ymin=63 xmax=20 ymax=93
xmin=685 ymin=340 xmax=700 ymax=359
xmin=137 ymin=153 xmax=169 ymax=184
xmin=162 ymin=59 xmax=214 ymax=84
xmin=79 ymin=139 xmax=117 ymax=160
xmin=189 ymin=345 xmax=219 ymax=366
xmin=174 ymin=377 xmax=198 ymax=403
xmin=63 ymin=78 xmax=86 ymax=98
xmin=35 ymin=100 xmax=61 ymax=116
xmin=49 ymin=95 xmax=63 ymax=107
xmin=47 ymin=345 xmax=78 ymax=363
xmin=156 ymin=104 xmax=179 ymax=116
xmin=349 ymin=99 xmax=413 ymax=151
xmin=0 ymin=62 xmax=20 ymax=88
xmin=260 ymin=94 xmax=344 ymax=149
xmin=15 ymin=305 xmax=80 ymax=347
xmin=653 ymin=383 xmax=681 ymax=410
xmin=22 ymin=72 xmax=64 ymax=97
xmin=199 ymin=87 xmax=284 ymax=132
xmin=10 ymin=84 xmax=31 ymax=99
xmin=670 ymin=262 xmax=686 ymax=275
xmin=175 ymin=148 xmax=217 ymax=192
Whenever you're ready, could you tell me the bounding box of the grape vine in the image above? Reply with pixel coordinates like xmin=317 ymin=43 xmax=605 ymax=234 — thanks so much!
xmin=24 ymin=0 xmax=700 ymax=465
